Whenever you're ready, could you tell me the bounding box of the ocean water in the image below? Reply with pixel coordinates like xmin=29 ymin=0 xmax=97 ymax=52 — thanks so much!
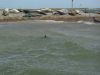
xmin=0 ymin=22 xmax=100 ymax=75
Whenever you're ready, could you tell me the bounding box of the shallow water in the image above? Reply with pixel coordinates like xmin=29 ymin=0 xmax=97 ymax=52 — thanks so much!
xmin=0 ymin=22 xmax=100 ymax=75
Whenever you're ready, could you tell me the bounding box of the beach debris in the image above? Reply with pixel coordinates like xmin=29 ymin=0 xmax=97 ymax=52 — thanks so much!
xmin=2 ymin=8 xmax=9 ymax=16
xmin=9 ymin=9 xmax=20 ymax=13
xmin=75 ymin=9 xmax=84 ymax=15
xmin=23 ymin=9 xmax=31 ymax=14
xmin=41 ymin=8 xmax=53 ymax=12
xmin=68 ymin=9 xmax=77 ymax=16
xmin=23 ymin=13 xmax=41 ymax=17
xmin=40 ymin=8 xmax=53 ymax=15
xmin=53 ymin=9 xmax=68 ymax=15
xmin=93 ymin=17 xmax=100 ymax=23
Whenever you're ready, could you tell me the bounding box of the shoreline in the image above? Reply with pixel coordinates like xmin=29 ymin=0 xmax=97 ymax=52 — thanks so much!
xmin=0 ymin=15 xmax=100 ymax=23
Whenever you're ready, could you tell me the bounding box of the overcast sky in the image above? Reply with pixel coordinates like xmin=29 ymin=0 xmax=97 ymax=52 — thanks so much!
xmin=0 ymin=0 xmax=100 ymax=8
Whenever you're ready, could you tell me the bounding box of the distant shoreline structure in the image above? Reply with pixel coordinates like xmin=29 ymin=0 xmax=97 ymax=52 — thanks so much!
xmin=0 ymin=8 xmax=100 ymax=22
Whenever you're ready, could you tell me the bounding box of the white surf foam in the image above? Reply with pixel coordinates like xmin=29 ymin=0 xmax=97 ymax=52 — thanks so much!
xmin=77 ymin=21 xmax=95 ymax=25
xmin=77 ymin=20 xmax=84 ymax=23
xmin=34 ymin=20 xmax=64 ymax=23
xmin=83 ymin=21 xmax=95 ymax=25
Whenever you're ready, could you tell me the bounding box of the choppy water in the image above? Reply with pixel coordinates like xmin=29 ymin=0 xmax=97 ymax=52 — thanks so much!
xmin=0 ymin=22 xmax=100 ymax=75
